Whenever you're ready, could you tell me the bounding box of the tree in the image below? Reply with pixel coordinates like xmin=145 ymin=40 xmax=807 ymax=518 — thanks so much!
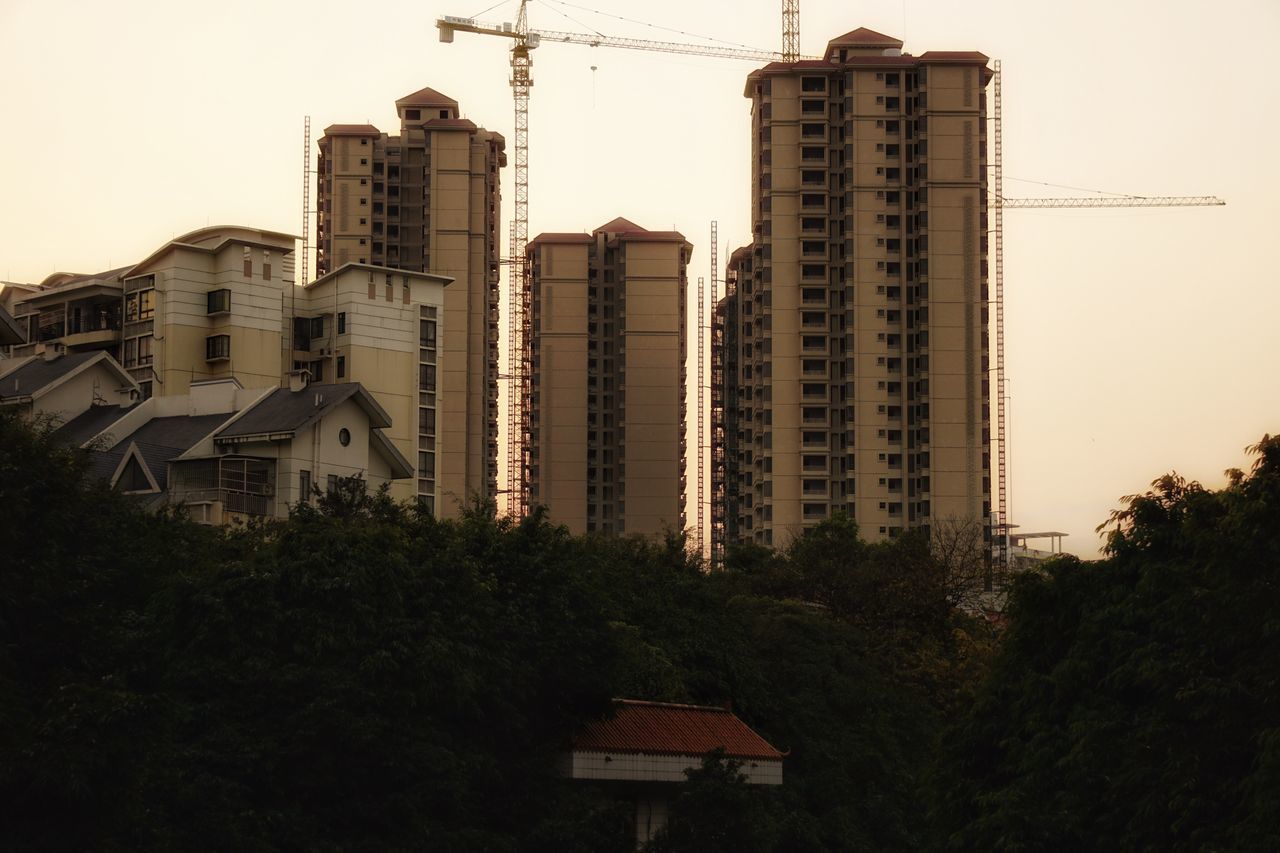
xmin=935 ymin=436 xmax=1280 ymax=852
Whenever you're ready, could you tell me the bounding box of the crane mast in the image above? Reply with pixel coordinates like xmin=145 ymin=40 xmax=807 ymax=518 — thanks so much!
xmin=438 ymin=2 xmax=808 ymax=517
xmin=782 ymin=0 xmax=800 ymax=61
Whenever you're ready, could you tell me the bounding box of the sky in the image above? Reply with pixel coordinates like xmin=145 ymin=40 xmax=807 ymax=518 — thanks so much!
xmin=2 ymin=0 xmax=1277 ymax=557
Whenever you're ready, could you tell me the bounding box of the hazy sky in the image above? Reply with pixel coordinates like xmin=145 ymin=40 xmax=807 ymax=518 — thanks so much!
xmin=2 ymin=0 xmax=1276 ymax=556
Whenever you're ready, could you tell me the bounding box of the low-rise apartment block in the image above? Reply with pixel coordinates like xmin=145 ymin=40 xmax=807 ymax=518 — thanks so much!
xmin=2 ymin=226 xmax=452 ymax=512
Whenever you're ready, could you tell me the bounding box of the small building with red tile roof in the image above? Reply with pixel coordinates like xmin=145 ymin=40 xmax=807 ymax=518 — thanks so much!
xmin=564 ymin=699 xmax=784 ymax=848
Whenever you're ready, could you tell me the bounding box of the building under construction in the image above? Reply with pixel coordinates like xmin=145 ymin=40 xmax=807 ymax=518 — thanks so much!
xmin=712 ymin=28 xmax=993 ymax=551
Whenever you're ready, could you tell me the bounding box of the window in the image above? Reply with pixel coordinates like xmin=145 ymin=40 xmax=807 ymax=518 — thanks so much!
xmin=336 ymin=356 xmax=346 ymax=378
xmin=419 ymin=319 xmax=437 ymax=348
xmin=310 ymin=316 xmax=324 ymax=339
xmin=418 ymin=363 xmax=436 ymax=392
xmin=137 ymin=335 xmax=153 ymax=365
xmin=126 ymin=290 xmax=156 ymax=322
xmin=207 ymin=289 xmax=230 ymax=314
xmin=405 ymin=109 xmax=421 ymax=120
xmin=337 ymin=312 xmax=346 ymax=334
xmin=299 ymin=470 xmax=311 ymax=502
xmin=206 ymin=334 xmax=230 ymax=361
xmin=338 ymin=427 xmax=351 ymax=447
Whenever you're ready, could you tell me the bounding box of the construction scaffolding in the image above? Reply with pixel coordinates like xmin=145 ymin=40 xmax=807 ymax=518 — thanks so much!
xmin=709 ymin=224 xmax=725 ymax=568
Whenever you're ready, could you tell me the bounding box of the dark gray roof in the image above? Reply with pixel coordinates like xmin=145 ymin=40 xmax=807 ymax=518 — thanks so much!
xmin=52 ymin=403 xmax=136 ymax=447
xmin=87 ymin=413 xmax=229 ymax=490
xmin=0 ymin=351 xmax=99 ymax=399
xmin=215 ymin=383 xmax=389 ymax=440
xmin=0 ymin=305 xmax=24 ymax=346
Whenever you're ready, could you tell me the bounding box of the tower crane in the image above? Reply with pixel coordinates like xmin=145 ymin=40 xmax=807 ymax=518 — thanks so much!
xmin=986 ymin=61 xmax=1224 ymax=569
xmin=438 ymin=0 xmax=810 ymax=517
xmin=439 ymin=5 xmax=1225 ymax=565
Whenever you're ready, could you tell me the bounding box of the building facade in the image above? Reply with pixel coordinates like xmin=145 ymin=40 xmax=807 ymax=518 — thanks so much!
xmin=524 ymin=219 xmax=690 ymax=536
xmin=2 ymin=227 xmax=451 ymax=511
xmin=3 ymin=363 xmax=412 ymax=526
xmin=715 ymin=28 xmax=992 ymax=549
xmin=317 ymin=87 xmax=506 ymax=513
xmin=4 ymin=227 xmax=297 ymax=401
xmin=291 ymin=264 xmax=449 ymax=509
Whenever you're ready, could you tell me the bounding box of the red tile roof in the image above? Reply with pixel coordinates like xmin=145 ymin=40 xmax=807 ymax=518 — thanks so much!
xmin=422 ymin=118 xmax=478 ymax=130
xmin=528 ymin=232 xmax=593 ymax=248
xmin=917 ymin=50 xmax=990 ymax=64
xmin=615 ymin=231 xmax=688 ymax=243
xmin=595 ymin=216 xmax=646 ymax=233
xmin=572 ymin=700 xmax=784 ymax=760
xmin=827 ymin=27 xmax=903 ymax=48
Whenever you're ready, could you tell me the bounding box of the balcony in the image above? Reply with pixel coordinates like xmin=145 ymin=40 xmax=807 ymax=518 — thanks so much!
xmin=169 ymin=457 xmax=275 ymax=521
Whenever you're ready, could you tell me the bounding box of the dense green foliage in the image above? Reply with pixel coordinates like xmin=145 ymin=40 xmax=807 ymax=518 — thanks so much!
xmin=2 ymin=407 xmax=1277 ymax=851
xmin=934 ymin=436 xmax=1280 ymax=853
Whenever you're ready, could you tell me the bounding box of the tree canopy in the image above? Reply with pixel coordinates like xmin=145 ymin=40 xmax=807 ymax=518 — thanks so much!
xmin=2 ymin=407 xmax=1276 ymax=851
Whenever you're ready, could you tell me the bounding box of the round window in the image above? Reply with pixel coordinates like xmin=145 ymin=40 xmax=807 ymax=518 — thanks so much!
xmin=338 ymin=428 xmax=351 ymax=447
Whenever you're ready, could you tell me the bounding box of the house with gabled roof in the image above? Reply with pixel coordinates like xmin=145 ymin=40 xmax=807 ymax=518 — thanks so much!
xmin=0 ymin=350 xmax=137 ymax=422
xmin=43 ymin=371 xmax=411 ymax=524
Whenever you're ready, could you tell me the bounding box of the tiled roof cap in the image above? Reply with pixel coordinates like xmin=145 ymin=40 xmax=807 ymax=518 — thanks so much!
xmin=917 ymin=50 xmax=990 ymax=63
xmin=395 ymin=86 xmax=459 ymax=108
xmin=595 ymin=216 xmax=646 ymax=234
xmin=529 ymin=232 xmax=593 ymax=247
xmin=827 ymin=26 xmax=903 ymax=48
xmin=422 ymin=118 xmax=477 ymax=130
xmin=323 ymin=123 xmax=381 ymax=137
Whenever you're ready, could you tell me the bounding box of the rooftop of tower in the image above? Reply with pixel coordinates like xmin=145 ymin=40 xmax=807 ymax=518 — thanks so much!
xmin=395 ymin=86 xmax=459 ymax=110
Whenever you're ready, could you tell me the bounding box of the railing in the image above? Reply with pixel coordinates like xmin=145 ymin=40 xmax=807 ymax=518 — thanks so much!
xmin=171 ymin=487 xmax=272 ymax=517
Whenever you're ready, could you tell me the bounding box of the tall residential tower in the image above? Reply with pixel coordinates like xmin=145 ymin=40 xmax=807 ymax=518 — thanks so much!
xmin=715 ymin=28 xmax=992 ymax=549
xmin=317 ymin=87 xmax=506 ymax=514
xmin=524 ymin=219 xmax=690 ymax=536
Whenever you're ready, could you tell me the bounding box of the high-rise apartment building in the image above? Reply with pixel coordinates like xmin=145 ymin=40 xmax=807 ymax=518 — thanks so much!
xmin=715 ymin=28 xmax=991 ymax=549
xmin=524 ymin=218 xmax=690 ymax=536
xmin=317 ymin=87 xmax=505 ymax=513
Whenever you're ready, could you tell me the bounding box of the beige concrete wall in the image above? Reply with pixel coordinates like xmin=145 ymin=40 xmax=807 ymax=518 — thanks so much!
xmin=301 ymin=266 xmax=447 ymax=511
xmin=620 ymin=240 xmax=686 ymax=536
xmin=533 ymin=242 xmax=590 ymax=532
